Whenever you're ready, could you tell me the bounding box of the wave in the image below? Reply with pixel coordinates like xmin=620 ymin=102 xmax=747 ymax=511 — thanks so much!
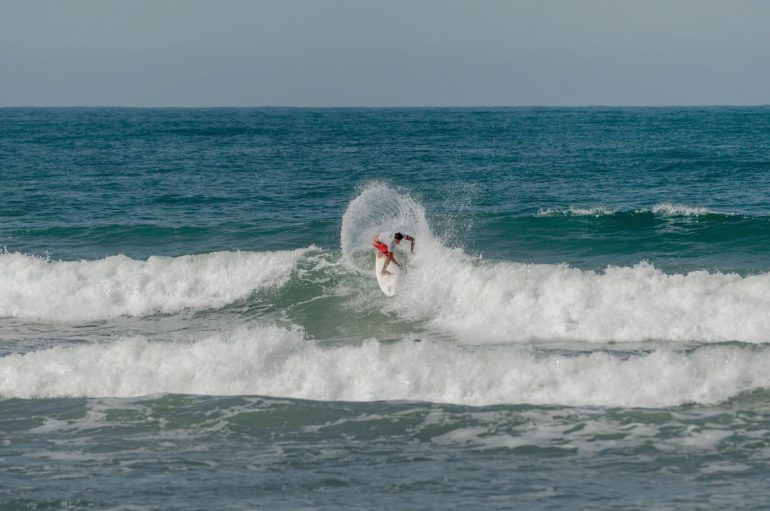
xmin=537 ymin=206 xmax=618 ymax=217
xmin=5 ymin=183 xmax=770 ymax=346
xmin=0 ymin=248 xmax=312 ymax=322
xmin=537 ymin=203 xmax=727 ymax=217
xmin=648 ymin=203 xmax=722 ymax=217
xmin=339 ymin=184 xmax=770 ymax=344
xmin=2 ymin=323 xmax=769 ymax=407
xmin=392 ymin=256 xmax=770 ymax=344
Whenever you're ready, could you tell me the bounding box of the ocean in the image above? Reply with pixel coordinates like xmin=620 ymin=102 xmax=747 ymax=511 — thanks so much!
xmin=2 ymin=106 xmax=770 ymax=509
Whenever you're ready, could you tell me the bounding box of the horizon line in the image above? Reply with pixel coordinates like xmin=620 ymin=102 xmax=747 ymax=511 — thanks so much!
xmin=2 ymin=103 xmax=769 ymax=109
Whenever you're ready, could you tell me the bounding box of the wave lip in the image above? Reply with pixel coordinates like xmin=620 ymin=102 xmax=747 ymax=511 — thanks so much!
xmin=0 ymin=248 xmax=311 ymax=322
xmin=2 ymin=324 xmax=770 ymax=408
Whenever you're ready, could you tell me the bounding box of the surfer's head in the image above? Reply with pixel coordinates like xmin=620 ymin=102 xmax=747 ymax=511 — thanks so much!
xmin=395 ymin=232 xmax=404 ymax=241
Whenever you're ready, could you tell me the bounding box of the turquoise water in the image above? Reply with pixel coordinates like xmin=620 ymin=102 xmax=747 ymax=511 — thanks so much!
xmin=3 ymin=107 xmax=770 ymax=509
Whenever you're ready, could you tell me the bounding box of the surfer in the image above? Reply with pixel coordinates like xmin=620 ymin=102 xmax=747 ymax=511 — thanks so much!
xmin=373 ymin=231 xmax=415 ymax=275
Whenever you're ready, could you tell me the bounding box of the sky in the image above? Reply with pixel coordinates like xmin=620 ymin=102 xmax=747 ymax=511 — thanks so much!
xmin=1 ymin=0 xmax=769 ymax=107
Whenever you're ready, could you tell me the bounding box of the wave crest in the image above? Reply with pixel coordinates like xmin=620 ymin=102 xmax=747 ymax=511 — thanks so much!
xmin=537 ymin=203 xmax=725 ymax=218
xmin=649 ymin=203 xmax=721 ymax=216
xmin=0 ymin=248 xmax=311 ymax=322
xmin=537 ymin=207 xmax=617 ymax=217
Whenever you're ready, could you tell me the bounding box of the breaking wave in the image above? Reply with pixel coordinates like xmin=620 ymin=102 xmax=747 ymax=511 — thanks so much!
xmin=0 ymin=248 xmax=312 ymax=322
xmin=2 ymin=323 xmax=769 ymax=407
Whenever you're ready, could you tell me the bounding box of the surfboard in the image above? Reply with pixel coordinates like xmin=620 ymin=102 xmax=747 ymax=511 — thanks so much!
xmin=375 ymin=253 xmax=400 ymax=296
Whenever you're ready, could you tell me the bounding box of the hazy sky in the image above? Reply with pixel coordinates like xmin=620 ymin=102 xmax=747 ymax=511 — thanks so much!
xmin=2 ymin=0 xmax=769 ymax=106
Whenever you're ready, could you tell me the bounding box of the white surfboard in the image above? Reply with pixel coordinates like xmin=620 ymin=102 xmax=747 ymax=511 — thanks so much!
xmin=375 ymin=253 xmax=400 ymax=296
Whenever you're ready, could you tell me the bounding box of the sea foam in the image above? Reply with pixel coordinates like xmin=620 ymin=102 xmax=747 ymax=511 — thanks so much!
xmin=537 ymin=206 xmax=617 ymax=217
xmin=2 ymin=323 xmax=769 ymax=407
xmin=649 ymin=203 xmax=719 ymax=216
xmin=536 ymin=203 xmax=724 ymax=217
xmin=394 ymin=254 xmax=770 ymax=344
xmin=0 ymin=248 xmax=311 ymax=322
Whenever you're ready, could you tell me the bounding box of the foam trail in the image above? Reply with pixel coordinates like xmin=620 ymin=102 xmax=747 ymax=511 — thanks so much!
xmin=2 ymin=324 xmax=770 ymax=407
xmin=0 ymin=248 xmax=311 ymax=322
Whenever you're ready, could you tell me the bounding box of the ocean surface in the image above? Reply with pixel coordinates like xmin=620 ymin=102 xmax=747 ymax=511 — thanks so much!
xmin=2 ymin=106 xmax=770 ymax=509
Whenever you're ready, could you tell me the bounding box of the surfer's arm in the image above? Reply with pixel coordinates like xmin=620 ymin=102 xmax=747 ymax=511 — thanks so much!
xmin=405 ymin=235 xmax=415 ymax=253
xmin=388 ymin=252 xmax=401 ymax=267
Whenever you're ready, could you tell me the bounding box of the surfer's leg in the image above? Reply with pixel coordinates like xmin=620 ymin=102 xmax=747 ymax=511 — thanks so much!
xmin=381 ymin=256 xmax=392 ymax=275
